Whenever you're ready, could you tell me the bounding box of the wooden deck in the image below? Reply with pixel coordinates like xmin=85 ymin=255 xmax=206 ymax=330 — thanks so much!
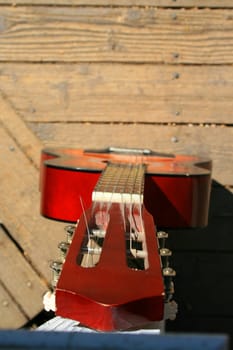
xmin=0 ymin=0 xmax=232 ymax=345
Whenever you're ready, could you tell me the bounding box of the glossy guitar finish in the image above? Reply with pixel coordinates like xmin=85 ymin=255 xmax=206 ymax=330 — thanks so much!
xmin=40 ymin=147 xmax=212 ymax=228
xmin=40 ymin=147 xmax=212 ymax=331
xmin=56 ymin=203 xmax=164 ymax=331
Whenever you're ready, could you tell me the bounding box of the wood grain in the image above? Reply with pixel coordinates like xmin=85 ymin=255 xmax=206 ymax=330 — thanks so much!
xmin=0 ymin=0 xmax=231 ymax=333
xmin=0 ymin=225 xmax=46 ymax=324
xmin=0 ymin=7 xmax=232 ymax=63
xmin=1 ymin=63 xmax=233 ymax=124
xmin=0 ymin=91 xmax=42 ymax=169
xmin=0 ymin=282 xmax=27 ymax=328
xmin=0 ymin=125 xmax=66 ymax=282
xmin=29 ymin=122 xmax=233 ymax=185
xmin=0 ymin=0 xmax=232 ymax=7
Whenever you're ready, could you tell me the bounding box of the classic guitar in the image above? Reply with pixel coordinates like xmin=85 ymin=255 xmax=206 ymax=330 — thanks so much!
xmin=40 ymin=147 xmax=212 ymax=331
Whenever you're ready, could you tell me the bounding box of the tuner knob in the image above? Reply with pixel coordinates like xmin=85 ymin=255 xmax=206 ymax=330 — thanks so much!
xmin=64 ymin=225 xmax=76 ymax=243
xmin=92 ymin=229 xmax=106 ymax=238
xmin=58 ymin=241 xmax=70 ymax=262
xmin=50 ymin=261 xmax=63 ymax=289
xmin=160 ymin=248 xmax=172 ymax=268
xmin=81 ymin=246 xmax=102 ymax=255
xmin=157 ymin=231 xmax=168 ymax=248
xmin=163 ymin=267 xmax=176 ymax=301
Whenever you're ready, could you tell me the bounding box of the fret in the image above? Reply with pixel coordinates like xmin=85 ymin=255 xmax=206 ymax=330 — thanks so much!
xmin=92 ymin=163 xmax=145 ymax=204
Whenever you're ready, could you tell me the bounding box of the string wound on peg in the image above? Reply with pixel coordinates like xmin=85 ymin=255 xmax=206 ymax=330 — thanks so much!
xmin=157 ymin=230 xmax=168 ymax=248
xmin=50 ymin=261 xmax=63 ymax=289
xmin=64 ymin=224 xmax=76 ymax=243
xmin=58 ymin=241 xmax=70 ymax=262
xmin=160 ymin=248 xmax=172 ymax=268
xmin=163 ymin=267 xmax=176 ymax=302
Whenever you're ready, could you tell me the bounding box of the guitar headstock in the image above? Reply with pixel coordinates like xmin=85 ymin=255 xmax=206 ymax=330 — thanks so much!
xmin=53 ymin=202 xmax=166 ymax=331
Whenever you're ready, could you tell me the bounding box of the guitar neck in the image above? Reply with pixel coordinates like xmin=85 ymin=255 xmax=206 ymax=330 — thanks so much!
xmin=92 ymin=162 xmax=146 ymax=204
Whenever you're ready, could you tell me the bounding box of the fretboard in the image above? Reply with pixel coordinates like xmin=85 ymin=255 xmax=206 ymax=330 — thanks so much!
xmin=92 ymin=162 xmax=145 ymax=204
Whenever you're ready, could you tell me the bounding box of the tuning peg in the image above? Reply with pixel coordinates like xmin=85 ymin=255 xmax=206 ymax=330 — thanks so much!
xmin=163 ymin=267 xmax=176 ymax=301
xmin=50 ymin=261 xmax=63 ymax=289
xmin=92 ymin=229 xmax=106 ymax=238
xmin=81 ymin=246 xmax=102 ymax=255
xmin=157 ymin=231 xmax=168 ymax=248
xmin=64 ymin=225 xmax=76 ymax=243
xmin=58 ymin=241 xmax=70 ymax=262
xmin=160 ymin=248 xmax=172 ymax=268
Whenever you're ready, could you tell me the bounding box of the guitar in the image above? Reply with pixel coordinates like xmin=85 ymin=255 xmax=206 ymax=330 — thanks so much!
xmin=40 ymin=147 xmax=212 ymax=331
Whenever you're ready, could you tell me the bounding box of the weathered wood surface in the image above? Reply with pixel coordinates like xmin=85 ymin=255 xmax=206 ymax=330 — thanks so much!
xmin=1 ymin=63 xmax=233 ymax=124
xmin=0 ymin=7 xmax=233 ymax=64
xmin=0 ymin=125 xmax=65 ymax=281
xmin=0 ymin=282 xmax=27 ymax=328
xmin=0 ymin=0 xmax=232 ymax=339
xmin=0 ymin=106 xmax=65 ymax=328
xmin=0 ymin=0 xmax=233 ymax=7
xmin=0 ymin=91 xmax=42 ymax=168
xmin=0 ymin=224 xmax=45 ymax=325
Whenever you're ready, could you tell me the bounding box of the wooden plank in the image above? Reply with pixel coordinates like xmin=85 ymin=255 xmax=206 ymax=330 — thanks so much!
xmin=0 ymin=330 xmax=229 ymax=350
xmin=0 ymin=125 xmax=66 ymax=282
xmin=0 ymin=282 xmax=27 ymax=328
xmin=0 ymin=7 xmax=232 ymax=64
xmin=0 ymin=0 xmax=232 ymax=8
xmin=0 ymin=91 xmax=42 ymax=169
xmin=29 ymin=122 xmax=233 ymax=185
xmin=1 ymin=63 xmax=233 ymax=124
xmin=0 ymin=85 xmax=65 ymax=288
xmin=0 ymin=224 xmax=47 ymax=323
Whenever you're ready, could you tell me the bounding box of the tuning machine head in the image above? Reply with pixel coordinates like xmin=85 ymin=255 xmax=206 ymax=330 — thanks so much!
xmin=50 ymin=260 xmax=63 ymax=289
xmin=58 ymin=241 xmax=70 ymax=262
xmin=157 ymin=231 xmax=176 ymax=302
xmin=157 ymin=231 xmax=172 ymax=268
xmin=157 ymin=231 xmax=168 ymax=248
xmin=163 ymin=267 xmax=176 ymax=302
xmin=160 ymin=248 xmax=172 ymax=268
xmin=64 ymin=224 xmax=76 ymax=243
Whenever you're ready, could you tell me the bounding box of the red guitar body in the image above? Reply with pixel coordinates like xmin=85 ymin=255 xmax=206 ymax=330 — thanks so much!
xmin=41 ymin=147 xmax=212 ymax=228
xmin=40 ymin=147 xmax=212 ymax=331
